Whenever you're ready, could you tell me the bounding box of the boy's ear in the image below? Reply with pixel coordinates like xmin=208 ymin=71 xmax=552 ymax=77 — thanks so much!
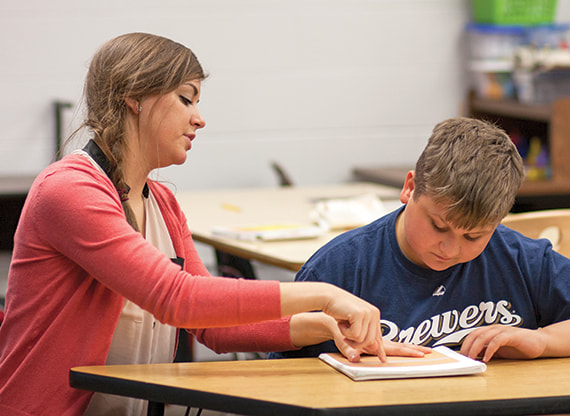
xmin=400 ymin=171 xmax=415 ymax=204
xmin=125 ymin=98 xmax=140 ymax=115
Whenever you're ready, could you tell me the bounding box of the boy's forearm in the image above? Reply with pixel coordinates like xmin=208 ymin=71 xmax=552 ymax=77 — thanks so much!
xmin=539 ymin=320 xmax=570 ymax=357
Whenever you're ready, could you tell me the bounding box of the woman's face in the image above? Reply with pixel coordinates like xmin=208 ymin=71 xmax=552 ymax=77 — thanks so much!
xmin=138 ymin=80 xmax=206 ymax=169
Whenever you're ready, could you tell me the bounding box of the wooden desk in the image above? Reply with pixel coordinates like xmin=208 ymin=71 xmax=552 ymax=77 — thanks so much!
xmin=70 ymin=356 xmax=570 ymax=416
xmin=176 ymin=183 xmax=401 ymax=272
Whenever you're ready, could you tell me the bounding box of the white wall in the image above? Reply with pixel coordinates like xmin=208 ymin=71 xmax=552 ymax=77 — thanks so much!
xmin=2 ymin=0 xmax=570 ymax=190
xmin=2 ymin=0 xmax=570 ymax=364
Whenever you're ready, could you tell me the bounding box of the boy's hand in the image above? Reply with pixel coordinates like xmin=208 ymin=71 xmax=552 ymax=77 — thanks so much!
xmin=332 ymin=328 xmax=431 ymax=362
xmin=381 ymin=340 xmax=432 ymax=357
xmin=460 ymin=325 xmax=547 ymax=362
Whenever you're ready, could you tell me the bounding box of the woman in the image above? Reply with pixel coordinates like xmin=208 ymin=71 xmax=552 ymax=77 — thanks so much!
xmin=0 ymin=33 xmax=424 ymax=416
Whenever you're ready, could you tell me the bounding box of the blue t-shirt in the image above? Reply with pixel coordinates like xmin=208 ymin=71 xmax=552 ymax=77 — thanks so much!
xmin=270 ymin=206 xmax=570 ymax=358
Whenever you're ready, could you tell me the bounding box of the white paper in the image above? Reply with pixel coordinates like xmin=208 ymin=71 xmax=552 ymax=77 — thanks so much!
xmin=319 ymin=346 xmax=486 ymax=381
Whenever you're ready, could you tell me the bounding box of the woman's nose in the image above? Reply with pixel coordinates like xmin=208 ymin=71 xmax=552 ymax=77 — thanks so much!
xmin=192 ymin=109 xmax=206 ymax=129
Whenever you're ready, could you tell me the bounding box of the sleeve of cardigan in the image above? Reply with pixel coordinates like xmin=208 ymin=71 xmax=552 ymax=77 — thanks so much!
xmin=190 ymin=317 xmax=297 ymax=354
xmin=31 ymin=160 xmax=282 ymax=328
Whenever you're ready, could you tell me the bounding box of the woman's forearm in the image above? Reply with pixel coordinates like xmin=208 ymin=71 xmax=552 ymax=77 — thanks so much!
xmin=279 ymin=281 xmax=386 ymax=362
xmin=279 ymin=282 xmax=333 ymax=316
xmin=289 ymin=312 xmax=335 ymax=348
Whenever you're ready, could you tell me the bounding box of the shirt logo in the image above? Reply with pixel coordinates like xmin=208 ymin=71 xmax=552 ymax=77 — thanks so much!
xmin=432 ymin=285 xmax=446 ymax=296
xmin=381 ymin=300 xmax=523 ymax=348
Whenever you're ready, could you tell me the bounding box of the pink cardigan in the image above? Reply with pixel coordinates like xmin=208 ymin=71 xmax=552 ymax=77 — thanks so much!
xmin=0 ymin=155 xmax=293 ymax=416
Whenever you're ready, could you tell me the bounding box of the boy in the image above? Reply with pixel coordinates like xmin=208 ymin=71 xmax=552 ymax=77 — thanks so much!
xmin=271 ymin=117 xmax=570 ymax=362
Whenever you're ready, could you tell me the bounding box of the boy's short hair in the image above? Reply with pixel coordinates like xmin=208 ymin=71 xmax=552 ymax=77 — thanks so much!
xmin=413 ymin=117 xmax=524 ymax=229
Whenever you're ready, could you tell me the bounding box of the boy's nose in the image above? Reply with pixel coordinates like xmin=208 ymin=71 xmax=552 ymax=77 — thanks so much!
xmin=439 ymin=236 xmax=460 ymax=258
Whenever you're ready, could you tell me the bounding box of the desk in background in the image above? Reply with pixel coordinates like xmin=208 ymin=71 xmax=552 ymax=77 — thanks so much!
xmin=70 ymin=356 xmax=570 ymax=416
xmin=176 ymin=183 xmax=401 ymax=272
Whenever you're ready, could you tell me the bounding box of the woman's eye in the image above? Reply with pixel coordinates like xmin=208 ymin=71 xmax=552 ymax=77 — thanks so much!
xmin=180 ymin=95 xmax=193 ymax=106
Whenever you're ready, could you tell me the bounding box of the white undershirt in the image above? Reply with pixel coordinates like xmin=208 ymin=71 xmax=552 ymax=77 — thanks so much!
xmin=77 ymin=150 xmax=179 ymax=416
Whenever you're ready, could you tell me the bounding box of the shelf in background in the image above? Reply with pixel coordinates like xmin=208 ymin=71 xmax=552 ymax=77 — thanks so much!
xmin=468 ymin=92 xmax=570 ymax=211
xmin=469 ymin=91 xmax=552 ymax=122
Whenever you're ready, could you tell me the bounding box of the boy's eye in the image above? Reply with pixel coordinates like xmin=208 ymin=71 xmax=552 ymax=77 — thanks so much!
xmin=464 ymin=234 xmax=481 ymax=242
xmin=432 ymin=222 xmax=447 ymax=232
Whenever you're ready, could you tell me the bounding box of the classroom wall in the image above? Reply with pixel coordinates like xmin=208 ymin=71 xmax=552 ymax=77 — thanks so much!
xmin=2 ymin=0 xmax=570 ymax=190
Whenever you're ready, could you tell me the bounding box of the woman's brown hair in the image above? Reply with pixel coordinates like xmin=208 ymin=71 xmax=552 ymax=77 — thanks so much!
xmin=81 ymin=32 xmax=206 ymax=230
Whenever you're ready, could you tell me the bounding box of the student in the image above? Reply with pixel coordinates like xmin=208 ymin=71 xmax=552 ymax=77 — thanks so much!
xmin=0 ymin=32 xmax=394 ymax=416
xmin=270 ymin=117 xmax=570 ymax=363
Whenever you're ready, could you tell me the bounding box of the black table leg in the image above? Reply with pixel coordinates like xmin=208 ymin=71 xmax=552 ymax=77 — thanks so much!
xmin=147 ymin=401 xmax=165 ymax=416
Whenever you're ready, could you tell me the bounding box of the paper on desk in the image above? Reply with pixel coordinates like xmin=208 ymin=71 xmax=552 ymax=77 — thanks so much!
xmin=211 ymin=223 xmax=326 ymax=241
xmin=320 ymin=346 xmax=487 ymax=381
xmin=311 ymin=193 xmax=388 ymax=230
